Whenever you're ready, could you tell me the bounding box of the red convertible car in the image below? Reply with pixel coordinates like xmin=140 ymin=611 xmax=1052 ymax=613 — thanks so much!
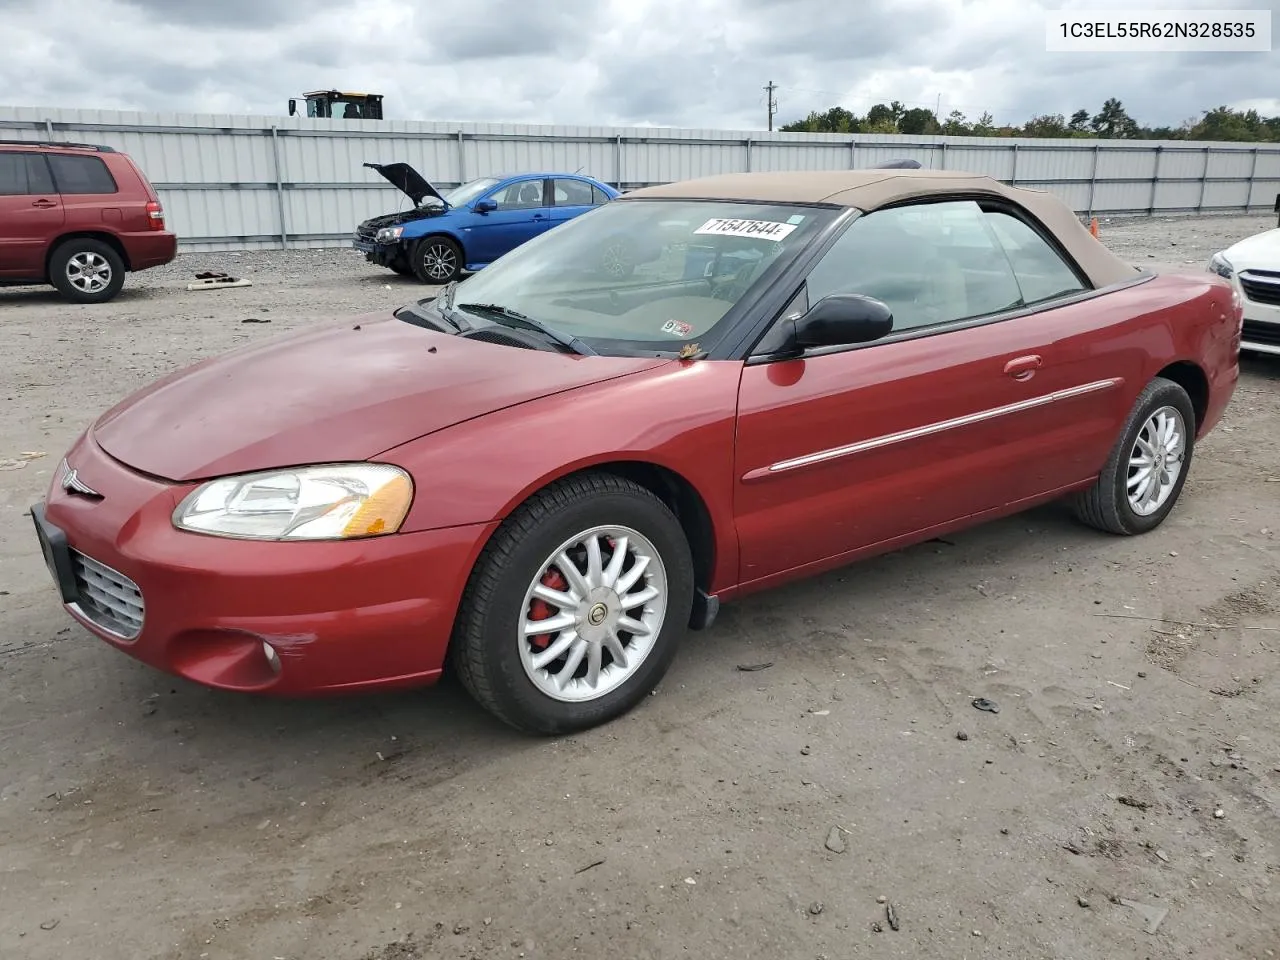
xmin=32 ymin=169 xmax=1242 ymax=734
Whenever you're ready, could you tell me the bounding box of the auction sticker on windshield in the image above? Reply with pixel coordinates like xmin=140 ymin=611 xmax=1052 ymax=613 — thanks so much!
xmin=693 ymin=218 xmax=798 ymax=241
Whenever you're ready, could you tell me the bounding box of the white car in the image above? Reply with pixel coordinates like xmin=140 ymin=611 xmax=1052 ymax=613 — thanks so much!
xmin=1209 ymin=228 xmax=1280 ymax=356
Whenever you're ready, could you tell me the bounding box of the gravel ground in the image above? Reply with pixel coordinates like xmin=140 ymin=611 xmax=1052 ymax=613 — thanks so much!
xmin=1 ymin=215 xmax=1278 ymax=960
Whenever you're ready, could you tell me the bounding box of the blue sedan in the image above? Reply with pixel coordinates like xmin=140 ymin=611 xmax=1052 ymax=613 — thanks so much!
xmin=353 ymin=164 xmax=621 ymax=283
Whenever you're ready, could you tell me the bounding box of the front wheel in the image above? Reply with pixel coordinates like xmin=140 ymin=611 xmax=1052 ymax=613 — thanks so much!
xmin=411 ymin=236 xmax=462 ymax=284
xmin=449 ymin=473 xmax=695 ymax=735
xmin=1071 ymin=376 xmax=1197 ymax=535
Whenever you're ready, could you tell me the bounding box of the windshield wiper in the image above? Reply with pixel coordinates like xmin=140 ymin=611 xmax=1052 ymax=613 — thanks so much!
xmin=413 ymin=280 xmax=468 ymax=332
xmin=456 ymin=303 xmax=598 ymax=356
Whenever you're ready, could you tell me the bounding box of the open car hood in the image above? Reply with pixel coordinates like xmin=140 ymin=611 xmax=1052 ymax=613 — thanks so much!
xmin=364 ymin=162 xmax=446 ymax=207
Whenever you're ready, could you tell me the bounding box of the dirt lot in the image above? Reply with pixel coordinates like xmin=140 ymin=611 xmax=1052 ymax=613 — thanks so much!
xmin=1 ymin=215 xmax=1277 ymax=960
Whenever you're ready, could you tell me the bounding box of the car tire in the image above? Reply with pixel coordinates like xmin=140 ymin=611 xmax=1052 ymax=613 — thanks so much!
xmin=49 ymin=239 xmax=126 ymax=304
xmin=411 ymin=236 xmax=463 ymax=284
xmin=389 ymin=259 xmax=414 ymax=277
xmin=449 ymin=472 xmax=695 ymax=735
xmin=1070 ymin=376 xmax=1197 ymax=535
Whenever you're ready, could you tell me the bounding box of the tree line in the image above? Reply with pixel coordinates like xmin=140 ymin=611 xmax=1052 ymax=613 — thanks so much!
xmin=779 ymin=98 xmax=1280 ymax=143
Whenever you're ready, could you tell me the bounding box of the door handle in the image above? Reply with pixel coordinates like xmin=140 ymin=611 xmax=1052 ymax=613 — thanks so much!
xmin=31 ymin=199 xmax=57 ymax=208
xmin=1003 ymin=354 xmax=1042 ymax=381
xmin=532 ymin=213 xmax=545 ymax=219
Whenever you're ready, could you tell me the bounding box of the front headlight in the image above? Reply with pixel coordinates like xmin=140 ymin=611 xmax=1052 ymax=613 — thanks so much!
xmin=375 ymin=226 xmax=404 ymax=243
xmin=1208 ymin=252 xmax=1234 ymax=279
xmin=172 ymin=463 xmax=413 ymax=541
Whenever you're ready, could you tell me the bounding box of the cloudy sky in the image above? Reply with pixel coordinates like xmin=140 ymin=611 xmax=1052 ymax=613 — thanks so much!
xmin=0 ymin=0 xmax=1275 ymax=130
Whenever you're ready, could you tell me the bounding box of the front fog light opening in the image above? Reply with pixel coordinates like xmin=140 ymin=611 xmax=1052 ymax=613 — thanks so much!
xmin=262 ymin=640 xmax=281 ymax=674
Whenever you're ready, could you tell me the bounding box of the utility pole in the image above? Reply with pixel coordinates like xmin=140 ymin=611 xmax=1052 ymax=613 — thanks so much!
xmin=764 ymin=80 xmax=777 ymax=131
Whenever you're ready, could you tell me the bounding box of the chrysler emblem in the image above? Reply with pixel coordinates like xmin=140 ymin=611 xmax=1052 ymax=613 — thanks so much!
xmin=60 ymin=461 xmax=101 ymax=498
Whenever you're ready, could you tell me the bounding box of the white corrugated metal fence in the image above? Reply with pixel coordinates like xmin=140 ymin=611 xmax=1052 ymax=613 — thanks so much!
xmin=3 ymin=106 xmax=1278 ymax=252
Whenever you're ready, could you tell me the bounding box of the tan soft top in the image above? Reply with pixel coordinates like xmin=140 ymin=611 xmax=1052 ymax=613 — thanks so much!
xmin=624 ymin=169 xmax=1140 ymax=288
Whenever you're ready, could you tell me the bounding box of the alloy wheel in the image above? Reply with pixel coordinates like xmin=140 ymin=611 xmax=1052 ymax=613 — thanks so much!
xmin=421 ymin=243 xmax=457 ymax=281
xmin=1127 ymin=404 xmax=1186 ymax=516
xmin=66 ymin=252 xmax=112 ymax=294
xmin=518 ymin=524 xmax=668 ymax=703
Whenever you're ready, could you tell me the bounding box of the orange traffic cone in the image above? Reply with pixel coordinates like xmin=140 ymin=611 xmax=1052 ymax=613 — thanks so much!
xmin=1089 ymin=217 xmax=1099 ymax=237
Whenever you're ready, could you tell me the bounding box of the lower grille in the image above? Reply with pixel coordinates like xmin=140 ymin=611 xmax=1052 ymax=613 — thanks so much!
xmin=1242 ymin=320 xmax=1280 ymax=349
xmin=1240 ymin=271 xmax=1280 ymax=307
xmin=70 ymin=550 xmax=144 ymax=640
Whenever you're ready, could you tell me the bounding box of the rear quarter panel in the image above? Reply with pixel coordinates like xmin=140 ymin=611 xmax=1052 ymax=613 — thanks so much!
xmin=376 ymin=359 xmax=745 ymax=594
xmin=1036 ymin=272 xmax=1238 ymax=484
xmin=1115 ymin=272 xmax=1240 ymax=437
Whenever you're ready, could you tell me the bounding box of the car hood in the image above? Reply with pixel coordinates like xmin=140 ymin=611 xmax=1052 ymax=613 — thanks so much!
xmin=1224 ymin=228 xmax=1280 ymax=270
xmin=91 ymin=312 xmax=669 ymax=483
xmin=364 ymin=162 xmax=446 ymax=207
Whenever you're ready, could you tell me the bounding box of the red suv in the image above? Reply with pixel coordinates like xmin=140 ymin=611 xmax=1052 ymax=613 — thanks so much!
xmin=0 ymin=140 xmax=177 ymax=304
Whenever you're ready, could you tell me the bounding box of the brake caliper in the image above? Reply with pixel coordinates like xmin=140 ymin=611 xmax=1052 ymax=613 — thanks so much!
xmin=527 ymin=568 xmax=569 ymax=649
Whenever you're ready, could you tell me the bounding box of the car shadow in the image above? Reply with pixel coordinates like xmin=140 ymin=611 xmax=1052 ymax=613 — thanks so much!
xmin=351 ymin=270 xmax=476 ymax=290
xmin=352 ymin=271 xmax=426 ymax=288
xmin=1240 ymin=353 xmax=1279 ymax=380
xmin=0 ymin=285 xmax=161 ymax=306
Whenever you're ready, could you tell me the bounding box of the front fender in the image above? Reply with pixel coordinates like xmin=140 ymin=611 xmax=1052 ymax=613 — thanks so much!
xmin=378 ymin=359 xmax=745 ymax=593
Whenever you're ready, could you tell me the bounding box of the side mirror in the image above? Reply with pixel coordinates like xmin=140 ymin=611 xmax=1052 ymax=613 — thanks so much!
xmin=474 ymin=198 xmax=497 ymax=213
xmin=288 ymin=99 xmax=297 ymax=116
xmin=790 ymin=294 xmax=893 ymax=350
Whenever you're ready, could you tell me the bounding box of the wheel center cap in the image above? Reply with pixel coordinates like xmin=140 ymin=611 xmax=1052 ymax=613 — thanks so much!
xmin=587 ymin=602 xmax=608 ymax=626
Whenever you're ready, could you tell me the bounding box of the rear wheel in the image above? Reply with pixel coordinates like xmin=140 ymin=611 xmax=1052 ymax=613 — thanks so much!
xmin=411 ymin=236 xmax=462 ymax=284
xmin=49 ymin=239 xmax=125 ymax=304
xmin=450 ymin=473 xmax=695 ymax=735
xmin=1071 ymin=376 xmax=1197 ymax=535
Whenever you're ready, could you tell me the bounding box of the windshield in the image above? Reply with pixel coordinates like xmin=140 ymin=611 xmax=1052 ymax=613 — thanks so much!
xmin=443 ymin=177 xmax=500 ymax=207
xmin=443 ymin=198 xmax=834 ymax=351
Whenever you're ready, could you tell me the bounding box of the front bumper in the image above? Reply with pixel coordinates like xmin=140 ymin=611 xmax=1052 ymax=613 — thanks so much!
xmin=352 ymin=236 xmax=402 ymax=267
xmin=32 ymin=431 xmax=495 ymax=695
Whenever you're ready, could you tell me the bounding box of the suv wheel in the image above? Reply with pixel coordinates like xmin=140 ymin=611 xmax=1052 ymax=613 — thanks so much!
xmin=50 ymin=239 xmax=126 ymax=304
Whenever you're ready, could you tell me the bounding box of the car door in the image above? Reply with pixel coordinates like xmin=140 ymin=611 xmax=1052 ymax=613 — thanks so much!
xmin=0 ymin=151 xmax=64 ymax=279
xmin=547 ymin=177 xmax=597 ymax=229
xmin=976 ymin=203 xmax=1147 ymax=503
xmin=732 ymin=197 xmax=1127 ymax=587
xmin=466 ymin=178 xmax=550 ymax=264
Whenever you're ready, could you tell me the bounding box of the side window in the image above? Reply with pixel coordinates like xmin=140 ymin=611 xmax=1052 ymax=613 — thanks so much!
xmin=48 ymin=154 xmax=118 ymax=194
xmin=803 ymin=200 xmax=1024 ymax=333
xmin=552 ymin=178 xmax=593 ymax=206
xmin=0 ymin=153 xmax=30 ymax=194
xmin=26 ymin=154 xmax=55 ymax=194
xmin=591 ymin=185 xmax=611 ymax=205
xmin=489 ymin=180 xmax=545 ymax=210
xmin=985 ymin=211 xmax=1088 ymax=304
